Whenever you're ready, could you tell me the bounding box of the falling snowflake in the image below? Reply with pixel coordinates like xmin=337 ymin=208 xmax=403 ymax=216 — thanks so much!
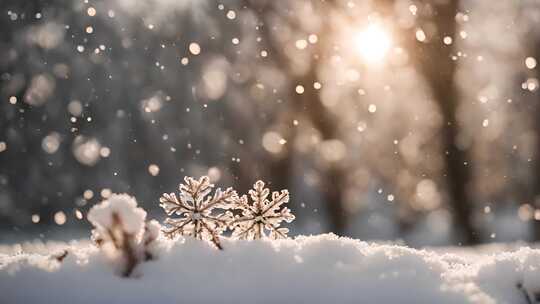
xmin=159 ymin=176 xmax=236 ymax=249
xmin=230 ymin=180 xmax=295 ymax=240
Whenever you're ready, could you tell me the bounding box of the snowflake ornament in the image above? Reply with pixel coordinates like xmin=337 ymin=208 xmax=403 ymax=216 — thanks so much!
xmin=230 ymin=180 xmax=295 ymax=240
xmin=159 ymin=176 xmax=236 ymax=249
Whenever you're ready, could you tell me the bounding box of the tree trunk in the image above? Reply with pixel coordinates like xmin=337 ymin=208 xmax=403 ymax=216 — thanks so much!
xmin=532 ymin=41 xmax=540 ymax=240
xmin=398 ymin=0 xmax=480 ymax=244
xmin=250 ymin=1 xmax=348 ymax=235
xmin=298 ymin=69 xmax=347 ymax=235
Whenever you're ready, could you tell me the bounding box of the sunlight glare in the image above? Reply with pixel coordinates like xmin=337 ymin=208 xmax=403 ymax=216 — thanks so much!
xmin=353 ymin=23 xmax=392 ymax=63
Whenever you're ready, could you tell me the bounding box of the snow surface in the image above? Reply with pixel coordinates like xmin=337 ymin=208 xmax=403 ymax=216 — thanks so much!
xmin=1 ymin=234 xmax=540 ymax=304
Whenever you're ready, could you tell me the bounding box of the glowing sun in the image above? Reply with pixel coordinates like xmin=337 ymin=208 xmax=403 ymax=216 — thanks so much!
xmin=353 ymin=23 xmax=392 ymax=63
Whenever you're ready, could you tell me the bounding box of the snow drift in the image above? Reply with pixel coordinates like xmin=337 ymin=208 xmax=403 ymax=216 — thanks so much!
xmin=1 ymin=234 xmax=540 ymax=304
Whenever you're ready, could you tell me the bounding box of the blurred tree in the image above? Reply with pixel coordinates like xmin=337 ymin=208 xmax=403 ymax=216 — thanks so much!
xmin=410 ymin=0 xmax=479 ymax=244
xmin=249 ymin=0 xmax=348 ymax=234
xmin=532 ymin=39 xmax=540 ymax=240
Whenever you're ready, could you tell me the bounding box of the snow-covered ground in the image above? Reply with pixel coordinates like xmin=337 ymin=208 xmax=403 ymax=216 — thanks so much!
xmin=1 ymin=234 xmax=540 ymax=304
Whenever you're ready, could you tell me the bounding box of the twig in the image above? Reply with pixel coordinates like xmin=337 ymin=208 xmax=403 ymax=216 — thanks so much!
xmin=517 ymin=282 xmax=534 ymax=304
xmin=52 ymin=250 xmax=68 ymax=262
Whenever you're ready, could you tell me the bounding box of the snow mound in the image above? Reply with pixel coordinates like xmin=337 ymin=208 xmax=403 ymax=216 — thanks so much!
xmin=1 ymin=234 xmax=539 ymax=303
xmin=87 ymin=193 xmax=146 ymax=235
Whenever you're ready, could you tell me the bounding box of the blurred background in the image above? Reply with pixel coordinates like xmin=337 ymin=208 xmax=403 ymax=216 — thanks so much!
xmin=1 ymin=0 xmax=540 ymax=246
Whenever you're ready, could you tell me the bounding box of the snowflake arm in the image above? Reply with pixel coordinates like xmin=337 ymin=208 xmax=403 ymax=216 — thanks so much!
xmin=200 ymin=187 xmax=236 ymax=211
xmin=159 ymin=193 xmax=194 ymax=216
xmin=162 ymin=217 xmax=191 ymax=237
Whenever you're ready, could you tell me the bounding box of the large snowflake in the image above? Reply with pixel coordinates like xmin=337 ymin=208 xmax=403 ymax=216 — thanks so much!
xmin=159 ymin=176 xmax=236 ymax=249
xmin=230 ymin=180 xmax=295 ymax=240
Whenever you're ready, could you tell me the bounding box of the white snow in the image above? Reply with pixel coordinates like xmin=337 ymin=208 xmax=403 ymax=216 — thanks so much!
xmin=1 ymin=234 xmax=540 ymax=303
xmin=87 ymin=193 xmax=146 ymax=235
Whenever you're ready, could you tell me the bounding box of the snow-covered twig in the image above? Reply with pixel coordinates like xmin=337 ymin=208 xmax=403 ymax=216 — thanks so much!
xmin=517 ymin=282 xmax=534 ymax=304
xmin=51 ymin=250 xmax=68 ymax=262
xmin=88 ymin=194 xmax=161 ymax=277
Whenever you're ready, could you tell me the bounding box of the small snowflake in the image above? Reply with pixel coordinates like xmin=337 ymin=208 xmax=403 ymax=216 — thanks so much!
xmin=230 ymin=180 xmax=295 ymax=240
xmin=159 ymin=176 xmax=236 ymax=249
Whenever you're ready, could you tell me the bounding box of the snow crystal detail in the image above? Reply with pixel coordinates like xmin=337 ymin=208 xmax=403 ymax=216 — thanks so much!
xmin=159 ymin=176 xmax=236 ymax=249
xmin=230 ymin=180 xmax=295 ymax=240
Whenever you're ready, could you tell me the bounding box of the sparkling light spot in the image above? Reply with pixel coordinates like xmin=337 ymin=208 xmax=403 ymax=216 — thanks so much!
xmin=415 ymin=29 xmax=426 ymax=42
xmin=68 ymin=100 xmax=83 ymax=116
xmin=295 ymin=39 xmax=308 ymax=50
xmin=226 ymin=10 xmax=236 ymax=20
xmin=526 ymin=57 xmax=537 ymax=69
xmin=54 ymin=211 xmax=66 ymax=225
xmin=409 ymin=5 xmax=418 ymax=15
xmin=75 ymin=209 xmax=83 ymax=220
xmin=524 ymin=78 xmax=539 ymax=92
xmin=262 ymin=131 xmax=285 ymax=154
xmin=148 ymin=164 xmax=160 ymax=176
xmin=443 ymin=36 xmax=453 ymax=45
xmin=535 ymin=210 xmax=540 ymax=220
xmin=208 ymin=167 xmax=221 ymax=182
xmin=189 ymin=42 xmax=201 ymax=55
xmin=42 ymin=132 xmax=61 ymax=154
xmin=99 ymin=147 xmax=110 ymax=158
xmin=357 ymin=121 xmax=367 ymax=132
xmin=73 ymin=136 xmax=101 ymax=166
xmin=87 ymin=7 xmax=96 ymax=16
xmin=83 ymin=189 xmax=94 ymax=200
